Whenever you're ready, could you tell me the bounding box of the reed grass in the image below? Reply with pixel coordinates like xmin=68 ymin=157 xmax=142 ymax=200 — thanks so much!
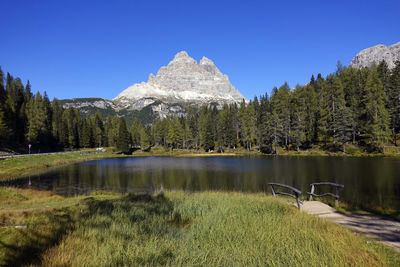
xmin=29 ymin=191 xmax=400 ymax=266
xmin=1 ymin=188 xmax=399 ymax=265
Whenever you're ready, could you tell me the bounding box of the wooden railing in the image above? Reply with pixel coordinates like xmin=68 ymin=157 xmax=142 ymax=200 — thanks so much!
xmin=308 ymin=182 xmax=344 ymax=207
xmin=268 ymin=183 xmax=302 ymax=209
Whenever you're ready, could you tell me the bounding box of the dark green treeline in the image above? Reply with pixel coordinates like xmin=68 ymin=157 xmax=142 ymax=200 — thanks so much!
xmin=1 ymin=60 xmax=400 ymax=153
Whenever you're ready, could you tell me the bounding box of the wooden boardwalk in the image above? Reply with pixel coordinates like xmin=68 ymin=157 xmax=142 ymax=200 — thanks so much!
xmin=301 ymin=201 xmax=400 ymax=251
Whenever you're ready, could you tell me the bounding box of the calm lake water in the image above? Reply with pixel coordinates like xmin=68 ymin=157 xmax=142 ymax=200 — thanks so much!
xmin=3 ymin=156 xmax=400 ymax=210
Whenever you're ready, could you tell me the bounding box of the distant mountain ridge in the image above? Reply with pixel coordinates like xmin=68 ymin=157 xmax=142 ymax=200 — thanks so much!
xmin=62 ymin=51 xmax=247 ymax=122
xmin=350 ymin=41 xmax=400 ymax=69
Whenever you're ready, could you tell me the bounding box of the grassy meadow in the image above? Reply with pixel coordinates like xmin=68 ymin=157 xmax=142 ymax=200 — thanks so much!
xmin=0 ymin=188 xmax=399 ymax=266
xmin=0 ymin=149 xmax=123 ymax=181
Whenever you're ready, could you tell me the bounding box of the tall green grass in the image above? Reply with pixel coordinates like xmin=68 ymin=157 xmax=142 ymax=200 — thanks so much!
xmin=1 ymin=188 xmax=398 ymax=266
xmin=37 ymin=191 xmax=398 ymax=266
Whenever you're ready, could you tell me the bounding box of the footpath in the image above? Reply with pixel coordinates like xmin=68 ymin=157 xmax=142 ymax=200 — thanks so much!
xmin=301 ymin=201 xmax=400 ymax=251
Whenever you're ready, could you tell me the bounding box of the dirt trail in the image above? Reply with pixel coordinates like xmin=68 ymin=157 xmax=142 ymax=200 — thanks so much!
xmin=301 ymin=201 xmax=400 ymax=251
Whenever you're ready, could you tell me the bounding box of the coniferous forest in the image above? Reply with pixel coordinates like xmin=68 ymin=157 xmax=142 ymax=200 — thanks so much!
xmin=1 ymin=60 xmax=400 ymax=154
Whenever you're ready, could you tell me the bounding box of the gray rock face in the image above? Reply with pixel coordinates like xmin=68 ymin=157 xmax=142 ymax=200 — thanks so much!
xmin=350 ymin=41 xmax=400 ymax=69
xmin=114 ymin=51 xmax=247 ymax=110
xmin=61 ymin=98 xmax=118 ymax=113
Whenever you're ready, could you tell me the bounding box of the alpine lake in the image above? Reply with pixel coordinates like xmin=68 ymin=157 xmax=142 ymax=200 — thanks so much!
xmin=3 ymin=156 xmax=400 ymax=211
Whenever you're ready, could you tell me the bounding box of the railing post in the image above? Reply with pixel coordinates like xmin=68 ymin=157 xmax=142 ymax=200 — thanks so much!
xmin=309 ymin=184 xmax=314 ymax=201
xmin=335 ymin=187 xmax=339 ymax=207
xmin=270 ymin=185 xmax=276 ymax=197
xmin=295 ymin=192 xmax=301 ymax=209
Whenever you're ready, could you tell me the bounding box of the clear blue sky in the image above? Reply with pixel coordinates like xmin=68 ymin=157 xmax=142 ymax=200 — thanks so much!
xmin=0 ymin=0 xmax=399 ymax=100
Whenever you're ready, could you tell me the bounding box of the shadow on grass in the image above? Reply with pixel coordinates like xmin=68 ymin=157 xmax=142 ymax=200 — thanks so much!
xmin=0 ymin=193 xmax=185 ymax=266
xmin=0 ymin=211 xmax=74 ymax=266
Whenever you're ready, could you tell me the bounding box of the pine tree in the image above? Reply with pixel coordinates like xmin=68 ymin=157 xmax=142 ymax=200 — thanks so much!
xmin=116 ymin=117 xmax=130 ymax=153
xmin=129 ymin=118 xmax=142 ymax=147
xmin=269 ymin=84 xmax=291 ymax=150
xmin=327 ymin=76 xmax=351 ymax=147
xmin=139 ymin=125 xmax=149 ymax=151
xmin=24 ymin=80 xmax=33 ymax=102
xmin=340 ymin=66 xmax=362 ymax=144
xmin=199 ymin=107 xmax=214 ymax=151
xmin=317 ymin=77 xmax=330 ymax=145
xmin=104 ymin=116 xmax=119 ymax=147
xmin=174 ymin=117 xmax=184 ymax=148
xmin=152 ymin=118 xmax=166 ymax=147
xmin=6 ymin=76 xmax=25 ymax=145
xmin=0 ymin=67 xmax=6 ymax=104
xmin=387 ymin=61 xmax=400 ymax=145
xmin=93 ymin=111 xmax=104 ymax=147
xmin=80 ymin=119 xmax=93 ymax=148
xmin=219 ymin=104 xmax=234 ymax=148
xmin=187 ymin=106 xmax=199 ymax=149
xmin=51 ymin=99 xmax=68 ymax=147
xmin=63 ymin=107 xmax=79 ymax=148
xmin=257 ymin=93 xmax=272 ymax=152
xmin=0 ymin=108 xmax=8 ymax=147
xmin=166 ymin=118 xmax=176 ymax=149
xmin=183 ymin=118 xmax=193 ymax=149
xmin=361 ymin=66 xmax=391 ymax=150
xmin=302 ymin=76 xmax=319 ymax=147
xmin=25 ymin=93 xmax=44 ymax=146
xmin=0 ymin=68 xmax=9 ymax=146
xmin=242 ymin=101 xmax=256 ymax=150
xmin=290 ymin=86 xmax=306 ymax=150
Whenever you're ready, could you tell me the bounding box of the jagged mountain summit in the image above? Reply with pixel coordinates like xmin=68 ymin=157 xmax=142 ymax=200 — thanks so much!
xmin=114 ymin=51 xmax=246 ymax=109
xmin=350 ymin=41 xmax=400 ymax=69
xmin=61 ymin=51 xmax=247 ymax=123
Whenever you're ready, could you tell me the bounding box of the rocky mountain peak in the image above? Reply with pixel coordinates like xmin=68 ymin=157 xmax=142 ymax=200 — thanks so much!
xmin=169 ymin=51 xmax=196 ymax=65
xmin=350 ymin=41 xmax=400 ymax=69
xmin=199 ymin=56 xmax=214 ymax=65
xmin=114 ymin=51 xmax=246 ymax=110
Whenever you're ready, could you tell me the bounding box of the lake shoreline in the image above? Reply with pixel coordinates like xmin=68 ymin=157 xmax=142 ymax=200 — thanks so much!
xmin=1 ymin=146 xmax=400 ymax=182
xmin=1 ymin=150 xmax=399 ymax=222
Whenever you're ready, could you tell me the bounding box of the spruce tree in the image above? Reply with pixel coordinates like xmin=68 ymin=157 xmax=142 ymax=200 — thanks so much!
xmin=199 ymin=107 xmax=214 ymax=151
xmin=6 ymin=76 xmax=25 ymax=145
xmin=302 ymin=83 xmax=317 ymax=147
xmin=116 ymin=117 xmax=130 ymax=153
xmin=166 ymin=118 xmax=176 ymax=149
xmin=0 ymin=68 xmax=9 ymax=146
xmin=183 ymin=118 xmax=193 ymax=149
xmin=387 ymin=61 xmax=400 ymax=145
xmin=361 ymin=66 xmax=391 ymax=150
xmin=187 ymin=106 xmax=199 ymax=149
xmin=0 ymin=108 xmax=8 ymax=147
xmin=93 ymin=111 xmax=104 ymax=147
xmin=340 ymin=66 xmax=362 ymax=144
xmin=0 ymin=67 xmax=5 ymax=104
xmin=80 ymin=119 xmax=93 ymax=148
xmin=139 ymin=125 xmax=149 ymax=151
xmin=327 ymin=76 xmax=351 ymax=146
xmin=129 ymin=118 xmax=142 ymax=147
xmin=257 ymin=94 xmax=272 ymax=152
xmin=63 ymin=107 xmax=79 ymax=148
xmin=173 ymin=117 xmax=184 ymax=148
xmin=51 ymin=99 xmax=64 ymax=146
xmin=317 ymin=77 xmax=330 ymax=145
xmin=290 ymin=86 xmax=306 ymax=150
xmin=243 ymin=101 xmax=256 ymax=150
xmin=218 ymin=104 xmax=232 ymax=148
